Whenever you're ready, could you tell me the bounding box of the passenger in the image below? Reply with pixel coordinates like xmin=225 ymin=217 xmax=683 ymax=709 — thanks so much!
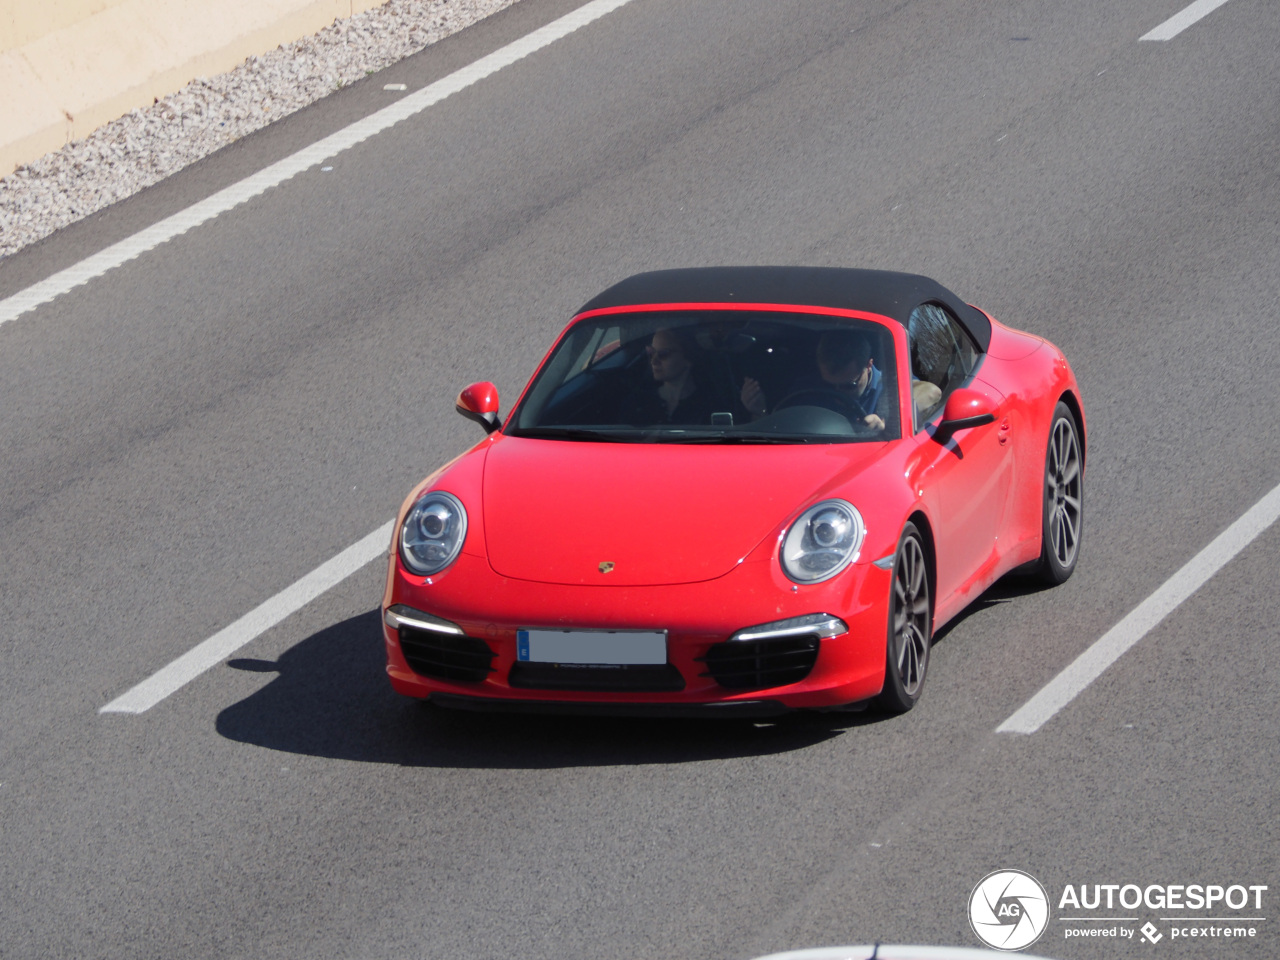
xmin=618 ymin=328 xmax=722 ymax=425
xmin=740 ymin=329 xmax=887 ymax=430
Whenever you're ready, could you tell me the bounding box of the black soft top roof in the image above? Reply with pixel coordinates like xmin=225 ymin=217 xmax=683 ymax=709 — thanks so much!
xmin=577 ymin=266 xmax=990 ymax=350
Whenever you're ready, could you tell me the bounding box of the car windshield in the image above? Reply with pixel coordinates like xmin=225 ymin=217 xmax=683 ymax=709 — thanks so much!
xmin=508 ymin=310 xmax=900 ymax=443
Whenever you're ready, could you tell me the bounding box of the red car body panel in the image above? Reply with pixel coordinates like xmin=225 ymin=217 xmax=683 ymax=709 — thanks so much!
xmin=482 ymin=438 xmax=897 ymax=587
xmin=382 ymin=275 xmax=1084 ymax=713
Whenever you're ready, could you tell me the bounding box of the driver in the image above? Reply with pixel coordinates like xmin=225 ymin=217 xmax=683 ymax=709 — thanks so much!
xmin=617 ymin=327 xmax=722 ymax=425
xmin=740 ymin=329 xmax=887 ymax=430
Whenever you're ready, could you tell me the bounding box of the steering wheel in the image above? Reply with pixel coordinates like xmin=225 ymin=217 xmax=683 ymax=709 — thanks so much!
xmin=772 ymin=387 xmax=869 ymax=425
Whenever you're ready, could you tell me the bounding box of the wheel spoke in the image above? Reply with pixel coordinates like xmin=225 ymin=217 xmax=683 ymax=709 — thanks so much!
xmin=903 ymin=631 xmax=918 ymax=686
xmin=1055 ymin=514 xmax=1074 ymax=562
xmin=1061 ymin=506 xmax=1080 ymax=539
xmin=911 ymin=628 xmax=928 ymax=690
xmin=1061 ymin=456 xmax=1079 ymax=486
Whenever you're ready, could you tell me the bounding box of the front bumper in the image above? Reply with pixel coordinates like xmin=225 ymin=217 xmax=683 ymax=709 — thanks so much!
xmin=382 ymin=552 xmax=892 ymax=712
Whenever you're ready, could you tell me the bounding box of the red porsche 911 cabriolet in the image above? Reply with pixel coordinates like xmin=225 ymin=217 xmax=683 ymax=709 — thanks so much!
xmin=382 ymin=267 xmax=1084 ymax=715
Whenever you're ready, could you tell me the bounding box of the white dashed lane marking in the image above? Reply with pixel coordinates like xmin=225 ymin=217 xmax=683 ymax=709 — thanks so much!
xmin=100 ymin=522 xmax=393 ymax=714
xmin=1140 ymin=0 xmax=1235 ymax=41
xmin=0 ymin=0 xmax=636 ymax=329
xmin=999 ymin=481 xmax=1280 ymax=734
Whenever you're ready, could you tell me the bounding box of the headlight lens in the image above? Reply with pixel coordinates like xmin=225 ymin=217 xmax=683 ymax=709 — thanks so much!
xmin=781 ymin=499 xmax=864 ymax=583
xmin=399 ymin=491 xmax=467 ymax=576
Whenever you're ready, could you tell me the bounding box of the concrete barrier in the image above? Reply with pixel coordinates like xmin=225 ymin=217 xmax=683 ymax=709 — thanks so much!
xmin=1 ymin=0 xmax=385 ymax=176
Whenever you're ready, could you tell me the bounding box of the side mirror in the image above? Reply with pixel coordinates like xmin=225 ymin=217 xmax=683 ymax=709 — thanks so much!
xmin=938 ymin=387 xmax=996 ymax=431
xmin=456 ymin=381 xmax=501 ymax=433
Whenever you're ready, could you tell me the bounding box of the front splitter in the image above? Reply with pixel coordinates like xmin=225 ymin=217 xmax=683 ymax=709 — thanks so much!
xmin=428 ymin=693 xmax=792 ymax=718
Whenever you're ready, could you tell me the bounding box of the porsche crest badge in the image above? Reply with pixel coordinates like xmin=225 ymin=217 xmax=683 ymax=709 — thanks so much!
xmin=598 ymin=561 xmax=615 ymax=574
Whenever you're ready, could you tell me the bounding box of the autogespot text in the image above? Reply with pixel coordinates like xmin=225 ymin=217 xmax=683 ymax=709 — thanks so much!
xmin=1058 ymin=883 xmax=1267 ymax=911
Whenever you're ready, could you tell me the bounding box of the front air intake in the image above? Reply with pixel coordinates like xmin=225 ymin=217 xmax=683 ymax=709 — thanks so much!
xmin=398 ymin=626 xmax=495 ymax=682
xmin=699 ymin=636 xmax=819 ymax=690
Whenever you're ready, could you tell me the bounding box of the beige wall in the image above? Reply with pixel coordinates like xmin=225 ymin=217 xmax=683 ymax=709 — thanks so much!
xmin=1 ymin=0 xmax=385 ymax=176
xmin=2 ymin=1 xmax=124 ymax=51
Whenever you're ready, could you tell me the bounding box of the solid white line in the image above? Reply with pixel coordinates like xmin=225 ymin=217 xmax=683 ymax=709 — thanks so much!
xmin=1140 ymin=0 xmax=1234 ymax=41
xmin=0 ymin=0 xmax=635 ymax=329
xmin=998 ymin=481 xmax=1280 ymax=735
xmin=100 ymin=521 xmax=393 ymax=714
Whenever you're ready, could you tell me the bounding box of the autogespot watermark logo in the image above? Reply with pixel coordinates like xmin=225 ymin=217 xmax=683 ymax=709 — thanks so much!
xmin=969 ymin=869 xmax=1051 ymax=951
xmin=1057 ymin=881 xmax=1268 ymax=945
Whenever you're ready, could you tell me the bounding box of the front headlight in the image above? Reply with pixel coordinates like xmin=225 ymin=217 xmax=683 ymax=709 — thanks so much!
xmin=780 ymin=498 xmax=865 ymax=583
xmin=399 ymin=491 xmax=467 ymax=576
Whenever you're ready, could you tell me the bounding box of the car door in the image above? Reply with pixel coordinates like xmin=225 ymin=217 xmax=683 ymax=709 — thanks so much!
xmin=904 ymin=303 xmax=1012 ymax=612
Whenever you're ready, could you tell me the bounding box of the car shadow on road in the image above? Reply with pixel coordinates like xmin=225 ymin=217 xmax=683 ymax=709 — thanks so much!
xmin=931 ymin=572 xmax=1058 ymax=647
xmin=215 ymin=608 xmax=889 ymax=769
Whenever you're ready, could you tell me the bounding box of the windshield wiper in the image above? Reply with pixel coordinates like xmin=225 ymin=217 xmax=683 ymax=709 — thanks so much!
xmin=509 ymin=427 xmax=853 ymax=444
xmin=659 ymin=432 xmax=837 ymax=444
xmin=506 ymin=427 xmax=642 ymax=443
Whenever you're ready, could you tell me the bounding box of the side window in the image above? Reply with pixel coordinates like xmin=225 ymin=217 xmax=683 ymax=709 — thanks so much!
xmin=907 ymin=303 xmax=979 ymax=429
xmin=568 ymin=324 xmax=622 ymax=374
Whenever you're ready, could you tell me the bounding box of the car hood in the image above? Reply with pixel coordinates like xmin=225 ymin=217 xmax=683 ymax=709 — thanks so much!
xmin=481 ymin=436 xmax=886 ymax=586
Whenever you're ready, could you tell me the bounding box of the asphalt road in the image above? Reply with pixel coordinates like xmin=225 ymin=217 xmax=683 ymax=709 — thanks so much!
xmin=1 ymin=1 xmax=1277 ymax=958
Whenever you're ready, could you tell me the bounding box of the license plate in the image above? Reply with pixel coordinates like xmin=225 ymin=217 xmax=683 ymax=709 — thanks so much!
xmin=516 ymin=629 xmax=667 ymax=665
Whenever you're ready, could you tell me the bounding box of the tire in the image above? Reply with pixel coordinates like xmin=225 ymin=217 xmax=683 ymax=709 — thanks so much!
xmin=1033 ymin=402 xmax=1083 ymax=585
xmin=876 ymin=522 xmax=931 ymax=713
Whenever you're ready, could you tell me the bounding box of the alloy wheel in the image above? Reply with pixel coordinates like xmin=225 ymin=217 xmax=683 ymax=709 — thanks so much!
xmin=1046 ymin=416 xmax=1082 ymax=570
xmin=892 ymin=535 xmax=930 ymax=697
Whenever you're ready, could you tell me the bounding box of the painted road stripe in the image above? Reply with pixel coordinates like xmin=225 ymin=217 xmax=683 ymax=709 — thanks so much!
xmin=998 ymin=481 xmax=1280 ymax=734
xmin=1140 ymin=0 xmax=1234 ymax=41
xmin=0 ymin=0 xmax=635 ymax=329
xmin=100 ymin=521 xmax=393 ymax=714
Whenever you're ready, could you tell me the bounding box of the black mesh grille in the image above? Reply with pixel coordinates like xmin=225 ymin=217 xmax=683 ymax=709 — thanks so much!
xmin=700 ymin=636 xmax=819 ymax=690
xmin=398 ymin=626 xmax=495 ymax=682
xmin=508 ymin=662 xmax=685 ymax=692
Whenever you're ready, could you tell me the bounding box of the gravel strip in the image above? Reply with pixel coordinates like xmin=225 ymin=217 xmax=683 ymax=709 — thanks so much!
xmin=0 ymin=0 xmax=519 ymax=261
